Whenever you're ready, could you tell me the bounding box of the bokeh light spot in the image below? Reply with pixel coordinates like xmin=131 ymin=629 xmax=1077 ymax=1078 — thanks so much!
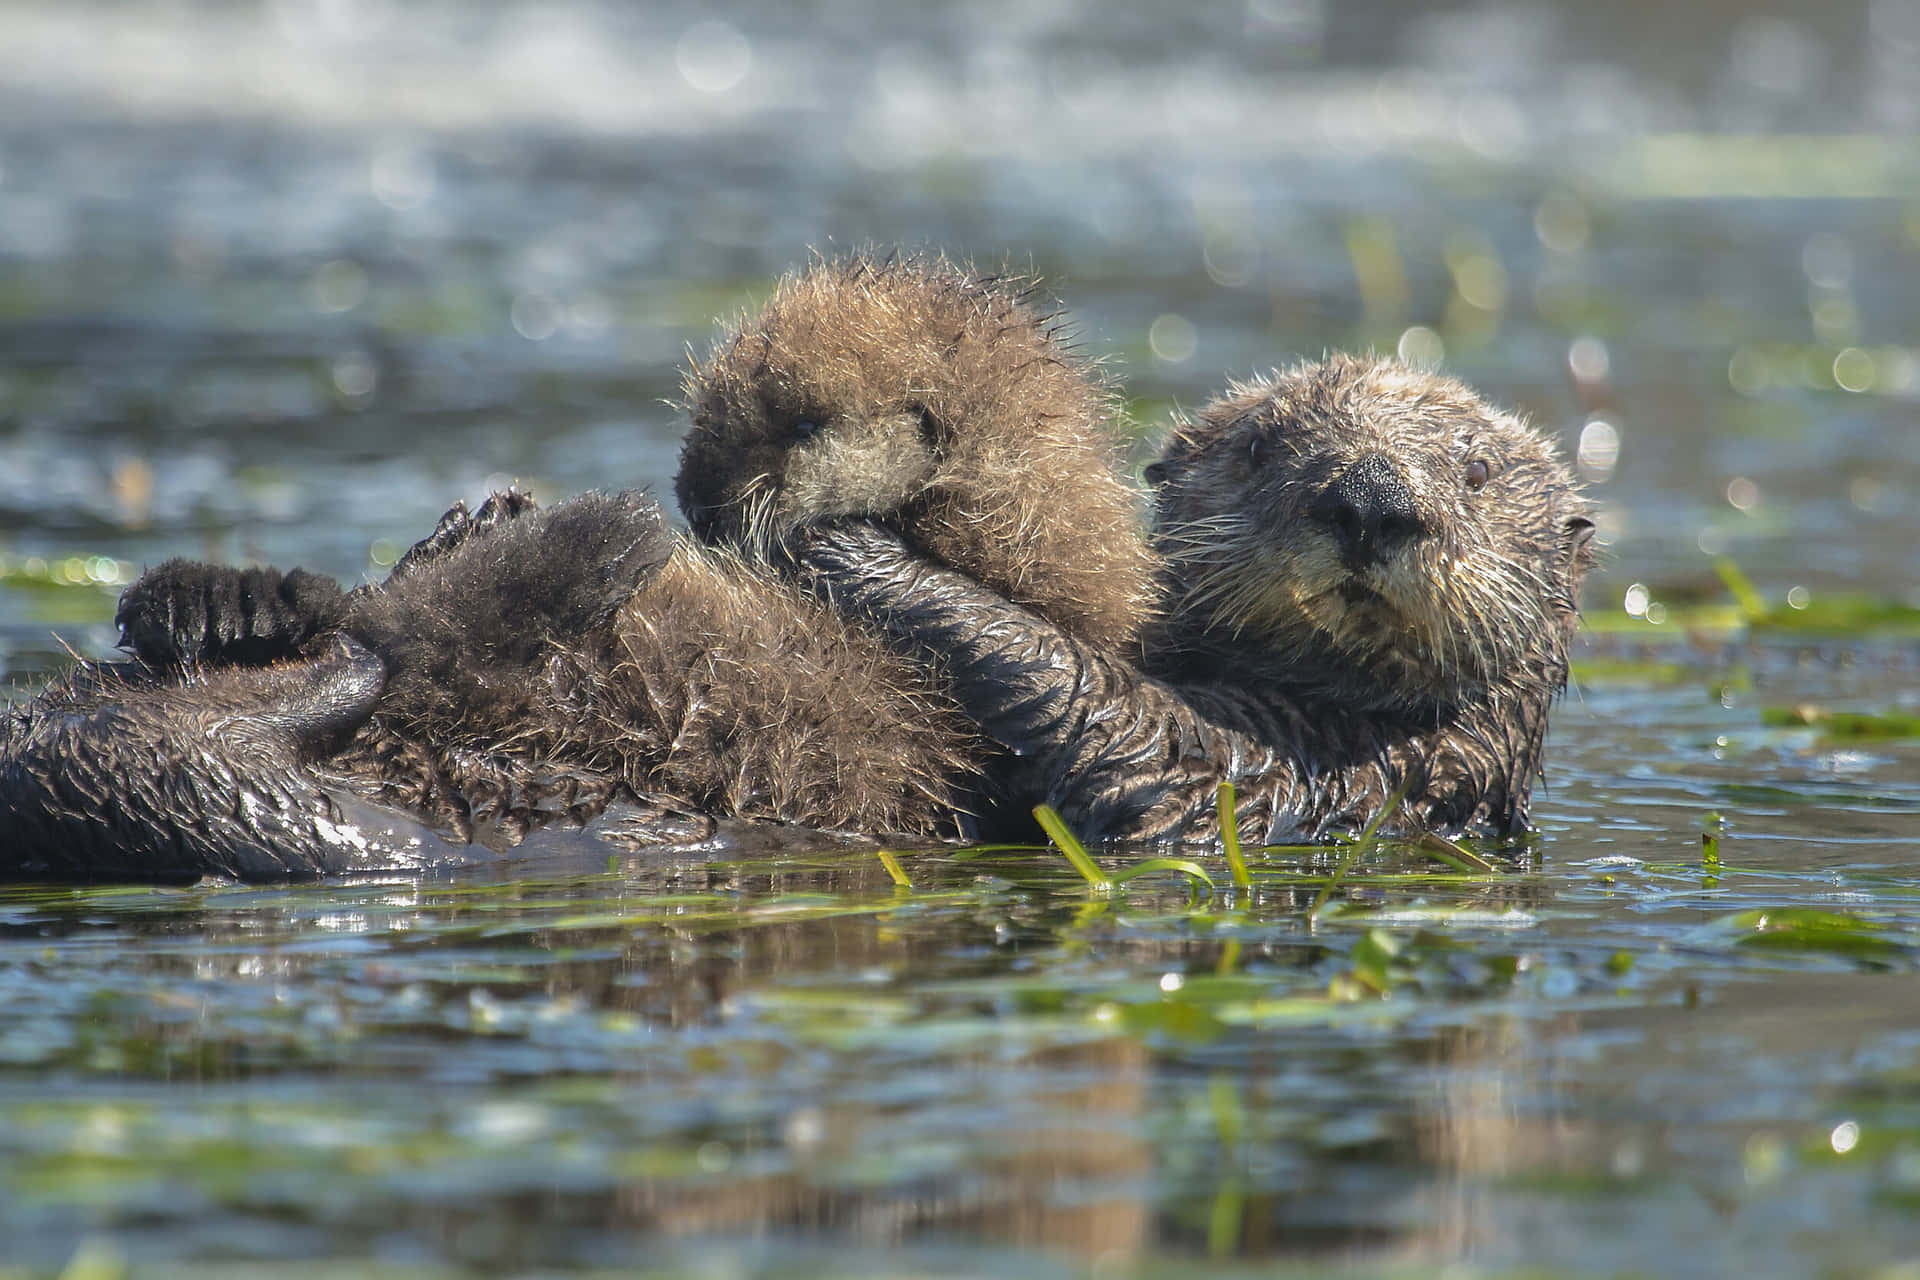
xmin=1577 ymin=418 xmax=1620 ymax=483
xmin=511 ymin=292 xmax=560 ymax=342
xmin=1148 ymin=314 xmax=1197 ymax=363
xmin=330 ymin=351 xmax=376 ymax=400
xmin=1202 ymin=228 xmax=1259 ymax=288
xmin=1726 ymin=476 xmax=1760 ymax=512
xmin=1728 ymin=346 xmax=1769 ymax=395
xmin=1568 ymin=335 xmax=1610 ymax=383
xmin=676 ymin=20 xmax=752 ymax=94
xmin=1534 ymin=191 xmax=1591 ymax=253
xmin=1452 ymin=255 xmax=1507 ymax=310
xmin=310 ymin=258 xmax=368 ymax=313
xmin=1396 ymin=325 xmax=1444 ymax=370
xmin=1832 ymin=347 xmax=1876 ymax=392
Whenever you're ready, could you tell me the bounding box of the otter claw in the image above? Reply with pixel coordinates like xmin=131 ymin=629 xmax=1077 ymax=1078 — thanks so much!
xmin=386 ymin=487 xmax=539 ymax=582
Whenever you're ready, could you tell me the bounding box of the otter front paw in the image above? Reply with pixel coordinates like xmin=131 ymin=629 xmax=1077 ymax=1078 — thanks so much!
xmin=524 ymin=490 xmax=678 ymax=634
xmin=789 ymin=520 xmax=930 ymax=604
xmin=115 ymin=560 xmax=348 ymax=669
xmin=386 ymin=488 xmax=540 ymax=581
xmin=351 ymin=489 xmax=675 ymax=698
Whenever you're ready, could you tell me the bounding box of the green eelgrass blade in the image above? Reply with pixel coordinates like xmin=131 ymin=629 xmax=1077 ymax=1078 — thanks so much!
xmin=876 ymin=848 xmax=912 ymax=889
xmin=1308 ymin=772 xmax=1416 ymax=924
xmin=1216 ymin=782 xmax=1252 ymax=890
xmin=1416 ymin=831 xmax=1497 ymax=875
xmin=1033 ymin=805 xmax=1113 ymax=891
xmin=1108 ymin=858 xmax=1216 ymax=892
xmin=1714 ymin=556 xmax=1766 ymax=621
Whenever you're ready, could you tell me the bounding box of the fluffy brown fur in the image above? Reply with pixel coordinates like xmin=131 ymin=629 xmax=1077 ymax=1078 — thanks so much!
xmin=677 ymin=252 xmax=1159 ymax=652
xmin=526 ymin=546 xmax=977 ymax=832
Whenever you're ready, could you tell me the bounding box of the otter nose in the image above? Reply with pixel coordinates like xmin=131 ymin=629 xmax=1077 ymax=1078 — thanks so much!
xmin=1309 ymin=453 xmax=1425 ymax=566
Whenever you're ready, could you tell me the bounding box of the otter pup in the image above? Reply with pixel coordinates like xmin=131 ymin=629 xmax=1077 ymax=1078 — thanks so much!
xmin=374 ymin=253 xmax=1160 ymax=831
xmin=678 ymin=251 xmax=1158 ymax=652
xmin=20 ymin=254 xmax=1151 ymax=880
xmin=798 ymin=355 xmax=1595 ymax=844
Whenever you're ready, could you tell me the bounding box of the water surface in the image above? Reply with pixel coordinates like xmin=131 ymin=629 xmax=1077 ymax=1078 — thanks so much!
xmin=3 ymin=1 xmax=1919 ymax=1274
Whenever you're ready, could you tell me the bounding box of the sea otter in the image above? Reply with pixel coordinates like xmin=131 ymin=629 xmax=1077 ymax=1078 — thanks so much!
xmin=678 ymin=252 xmax=1158 ymax=653
xmin=1 ymin=253 xmax=1149 ymax=879
xmin=796 ymin=355 xmax=1595 ymax=844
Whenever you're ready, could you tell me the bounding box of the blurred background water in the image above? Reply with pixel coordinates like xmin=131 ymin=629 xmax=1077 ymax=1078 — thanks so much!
xmin=4 ymin=1 xmax=1920 ymax=1276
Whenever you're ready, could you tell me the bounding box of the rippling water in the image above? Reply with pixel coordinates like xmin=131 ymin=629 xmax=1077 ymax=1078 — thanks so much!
xmin=4 ymin=1 xmax=1920 ymax=1275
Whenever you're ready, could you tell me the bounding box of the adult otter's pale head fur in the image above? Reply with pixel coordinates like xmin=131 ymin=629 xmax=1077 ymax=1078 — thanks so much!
xmin=1146 ymin=355 xmax=1595 ymax=717
xmin=676 ymin=253 xmax=1158 ymax=651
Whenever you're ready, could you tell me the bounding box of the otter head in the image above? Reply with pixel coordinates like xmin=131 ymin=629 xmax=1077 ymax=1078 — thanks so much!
xmin=675 ymin=253 xmax=1020 ymax=550
xmin=676 ymin=252 xmax=1155 ymax=650
xmin=1147 ymin=355 xmax=1594 ymax=715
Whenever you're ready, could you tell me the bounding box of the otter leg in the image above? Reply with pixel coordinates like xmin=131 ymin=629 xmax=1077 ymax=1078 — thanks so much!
xmin=247 ymin=635 xmax=390 ymax=752
xmin=797 ymin=522 xmax=1285 ymax=841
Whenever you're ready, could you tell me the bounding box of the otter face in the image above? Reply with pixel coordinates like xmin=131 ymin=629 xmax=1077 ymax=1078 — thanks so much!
xmin=676 ymin=343 xmax=940 ymax=552
xmin=1149 ymin=356 xmax=1594 ymax=711
xmin=675 ymin=256 xmax=993 ymax=554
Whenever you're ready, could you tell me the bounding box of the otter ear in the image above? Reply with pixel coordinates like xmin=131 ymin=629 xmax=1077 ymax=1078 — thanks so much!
xmin=1562 ymin=515 xmax=1597 ymax=572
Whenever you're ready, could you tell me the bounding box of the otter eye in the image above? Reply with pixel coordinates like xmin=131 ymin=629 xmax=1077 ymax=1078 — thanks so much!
xmin=1465 ymin=459 xmax=1491 ymax=491
xmin=789 ymin=419 xmax=822 ymax=442
xmin=1247 ymin=434 xmax=1269 ymax=469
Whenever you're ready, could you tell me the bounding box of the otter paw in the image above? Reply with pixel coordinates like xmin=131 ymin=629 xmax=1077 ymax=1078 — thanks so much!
xmin=485 ymin=490 xmax=674 ymax=636
xmin=387 ymin=487 xmax=540 ymax=582
xmin=115 ymin=559 xmax=348 ymax=669
xmin=790 ymin=520 xmax=920 ymax=587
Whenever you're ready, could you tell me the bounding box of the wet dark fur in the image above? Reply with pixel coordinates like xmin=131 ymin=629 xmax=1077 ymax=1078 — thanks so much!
xmin=800 ymin=355 xmax=1596 ymax=845
xmin=678 ymin=251 xmax=1158 ymax=652
xmin=0 ymin=640 xmax=427 ymax=882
